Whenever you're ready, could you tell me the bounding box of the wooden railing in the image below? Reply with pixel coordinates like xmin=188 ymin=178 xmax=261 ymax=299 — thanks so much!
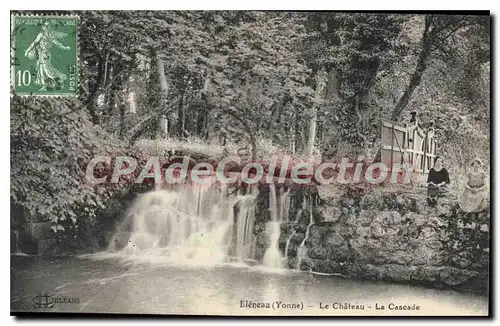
xmin=380 ymin=119 xmax=437 ymax=174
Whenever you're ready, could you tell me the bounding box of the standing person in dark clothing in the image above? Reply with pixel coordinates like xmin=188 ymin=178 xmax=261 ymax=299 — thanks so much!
xmin=427 ymin=156 xmax=450 ymax=206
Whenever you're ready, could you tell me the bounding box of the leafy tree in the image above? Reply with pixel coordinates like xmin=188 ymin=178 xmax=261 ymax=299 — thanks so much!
xmin=10 ymin=11 xmax=490 ymax=235
xmin=301 ymin=13 xmax=406 ymax=150
xmin=391 ymin=14 xmax=490 ymax=121
xmin=11 ymin=97 xmax=126 ymax=227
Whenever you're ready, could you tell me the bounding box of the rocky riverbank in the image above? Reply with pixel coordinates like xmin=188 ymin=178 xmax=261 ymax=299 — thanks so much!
xmin=253 ymin=185 xmax=489 ymax=293
xmin=12 ymin=175 xmax=489 ymax=294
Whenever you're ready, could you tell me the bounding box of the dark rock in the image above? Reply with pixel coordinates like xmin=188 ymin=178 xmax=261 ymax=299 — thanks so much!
xmin=353 ymin=210 xmax=375 ymax=226
xmin=304 ymin=237 xmax=321 ymax=248
xmin=294 ymin=233 xmax=305 ymax=243
xmin=309 ymin=246 xmax=327 ymax=259
xmin=405 ymin=212 xmax=427 ymax=227
xmin=415 ymin=200 xmax=434 ymax=216
xmin=451 ymin=256 xmax=472 ymax=269
xmin=414 ymin=266 xmax=442 ymax=282
xmin=359 ymin=190 xmax=385 ymax=210
xmin=373 ymin=211 xmax=392 ymax=225
xmin=388 ymin=211 xmax=402 ymax=225
xmin=309 ymin=225 xmax=327 ymax=239
xmin=26 ymin=221 xmax=54 ymax=241
xmin=37 ymin=239 xmax=58 ymax=255
xmin=296 ymin=255 xmax=313 ymax=271
xmin=480 ymin=224 xmax=489 ymax=232
xmin=436 ymin=204 xmax=454 ymax=218
xmin=396 ymin=195 xmax=408 ymax=207
xmin=355 ymin=225 xmax=371 ymax=239
xmin=311 ymin=260 xmax=346 ymax=275
xmin=439 ymin=267 xmax=478 ymax=286
xmin=253 ymin=185 xmax=490 ymax=292
xmin=420 ymin=226 xmax=439 ymax=240
xmin=412 ymin=246 xmax=441 ymax=266
xmin=370 ymin=223 xmax=385 ymax=238
xmin=317 ymin=205 xmax=342 ymax=223
xmin=281 ymin=187 xmax=489 ymax=291
xmin=426 ymin=240 xmax=443 ymax=250
xmin=360 ymin=264 xmax=380 ymax=280
xmin=382 ymin=264 xmax=416 ymax=282
xmin=389 ymin=252 xmax=414 ymax=265
xmin=293 ymin=224 xmax=305 ymax=232
xmin=311 ymin=259 xmax=328 ymax=272
xmin=344 ymin=198 xmax=355 ymax=207
xmin=478 ymin=212 xmax=490 ymax=222
xmin=372 ymin=255 xmax=388 ymax=265
xmin=324 ymin=232 xmax=344 ymax=246
xmin=328 ymin=260 xmax=343 ymax=273
xmin=327 ymin=242 xmax=349 ymax=261
xmin=17 ymin=233 xmax=38 ymax=254
xmin=254 ymin=222 xmax=267 ymax=234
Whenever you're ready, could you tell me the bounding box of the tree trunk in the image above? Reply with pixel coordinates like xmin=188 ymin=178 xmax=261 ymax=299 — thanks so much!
xmin=104 ymin=66 xmax=115 ymax=125
xmin=177 ymin=75 xmax=191 ymax=137
xmin=391 ymin=16 xmax=432 ymax=121
xmin=354 ymin=95 xmax=369 ymax=151
xmin=289 ymin=110 xmax=296 ymax=154
xmin=224 ymin=108 xmax=257 ymax=162
xmin=177 ymin=91 xmax=185 ymax=137
xmin=305 ymin=69 xmax=327 ymax=156
xmin=155 ymin=51 xmax=171 ymax=136
xmin=201 ymin=72 xmax=211 ymax=139
xmin=326 ymin=68 xmax=341 ymax=102
xmin=87 ymin=55 xmax=106 ymax=125
xmin=156 ymin=54 xmax=169 ymax=99
xmin=119 ymin=98 xmax=126 ymax=139
xmin=158 ymin=115 xmax=168 ymax=137
xmin=305 ymin=107 xmax=317 ymax=157
xmin=196 ymin=105 xmax=206 ymax=136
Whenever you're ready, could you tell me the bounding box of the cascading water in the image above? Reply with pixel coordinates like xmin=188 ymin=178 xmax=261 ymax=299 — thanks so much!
xmin=293 ymin=196 xmax=306 ymax=224
xmin=262 ymin=184 xmax=284 ymax=268
xmin=296 ymin=196 xmax=314 ymax=270
xmin=233 ymin=188 xmax=258 ymax=263
xmin=11 ymin=230 xmax=25 ymax=256
xmin=279 ymin=187 xmax=291 ymax=222
xmin=284 ymin=229 xmax=296 ymax=261
xmin=108 ymin=179 xmax=258 ymax=267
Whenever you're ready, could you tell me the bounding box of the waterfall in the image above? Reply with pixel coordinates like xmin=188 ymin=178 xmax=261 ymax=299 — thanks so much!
xmin=296 ymin=196 xmax=314 ymax=270
xmin=12 ymin=230 xmax=22 ymax=255
xmin=284 ymin=229 xmax=296 ymax=263
xmin=262 ymin=184 xmax=284 ymax=268
xmin=293 ymin=196 xmax=307 ymax=224
xmin=234 ymin=189 xmax=258 ymax=262
xmin=108 ymin=179 xmax=257 ymax=267
xmin=262 ymin=221 xmax=282 ymax=268
xmin=14 ymin=230 xmax=20 ymax=254
xmin=279 ymin=187 xmax=291 ymax=222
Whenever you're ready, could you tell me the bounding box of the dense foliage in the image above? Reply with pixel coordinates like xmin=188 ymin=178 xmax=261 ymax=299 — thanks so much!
xmin=11 ymin=97 xmax=126 ymax=226
xmin=11 ymin=11 xmax=490 ymax=228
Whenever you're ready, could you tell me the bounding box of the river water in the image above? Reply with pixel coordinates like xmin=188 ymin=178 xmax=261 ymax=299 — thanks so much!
xmin=11 ymin=255 xmax=488 ymax=316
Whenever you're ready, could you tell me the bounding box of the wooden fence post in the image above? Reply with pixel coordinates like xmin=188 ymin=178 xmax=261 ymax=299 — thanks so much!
xmin=423 ymin=129 xmax=428 ymax=172
xmin=390 ymin=125 xmax=395 ymax=172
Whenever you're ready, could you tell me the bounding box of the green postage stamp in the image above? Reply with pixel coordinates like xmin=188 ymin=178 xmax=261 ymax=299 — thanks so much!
xmin=11 ymin=15 xmax=79 ymax=96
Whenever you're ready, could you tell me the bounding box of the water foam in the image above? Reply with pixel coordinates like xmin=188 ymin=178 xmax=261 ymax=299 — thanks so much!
xmin=107 ymin=181 xmax=260 ymax=267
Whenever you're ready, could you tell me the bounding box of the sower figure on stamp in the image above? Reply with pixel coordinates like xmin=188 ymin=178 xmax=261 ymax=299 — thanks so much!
xmin=24 ymin=22 xmax=71 ymax=91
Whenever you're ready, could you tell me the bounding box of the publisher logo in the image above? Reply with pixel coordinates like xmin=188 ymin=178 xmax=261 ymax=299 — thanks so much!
xmin=32 ymin=293 xmax=53 ymax=308
xmin=32 ymin=293 xmax=80 ymax=308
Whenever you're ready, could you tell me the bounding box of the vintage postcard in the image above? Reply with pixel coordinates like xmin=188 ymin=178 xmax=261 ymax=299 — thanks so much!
xmin=10 ymin=11 xmax=490 ymax=317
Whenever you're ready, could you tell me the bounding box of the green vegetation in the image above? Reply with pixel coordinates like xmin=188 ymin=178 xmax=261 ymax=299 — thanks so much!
xmin=11 ymin=12 xmax=490 ymax=229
